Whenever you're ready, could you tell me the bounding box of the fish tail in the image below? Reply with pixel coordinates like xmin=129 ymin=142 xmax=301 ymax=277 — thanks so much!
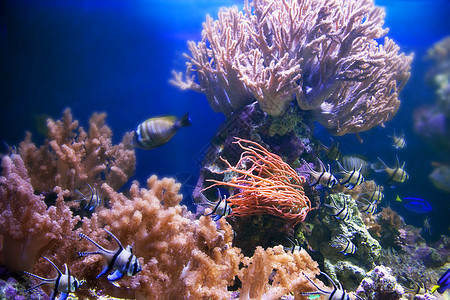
xmin=178 ymin=113 xmax=192 ymax=128
xmin=430 ymin=285 xmax=439 ymax=294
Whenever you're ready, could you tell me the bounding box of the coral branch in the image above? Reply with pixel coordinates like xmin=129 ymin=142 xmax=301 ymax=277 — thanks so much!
xmin=204 ymin=138 xmax=311 ymax=225
xmin=18 ymin=108 xmax=135 ymax=192
xmin=172 ymin=0 xmax=413 ymax=135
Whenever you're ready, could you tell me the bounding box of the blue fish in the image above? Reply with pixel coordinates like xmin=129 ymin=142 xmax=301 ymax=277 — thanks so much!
xmin=431 ymin=268 xmax=450 ymax=294
xmin=396 ymin=195 xmax=432 ymax=214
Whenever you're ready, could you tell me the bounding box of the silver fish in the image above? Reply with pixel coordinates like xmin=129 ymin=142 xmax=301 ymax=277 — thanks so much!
xmin=324 ymin=193 xmax=351 ymax=222
xmin=300 ymin=158 xmax=338 ymax=189
xmin=199 ymin=189 xmax=232 ymax=221
xmin=390 ymin=130 xmax=406 ymax=149
xmin=336 ymin=161 xmax=365 ymax=190
xmin=79 ymin=229 xmax=142 ymax=282
xmin=356 ymin=197 xmax=377 ymax=214
xmin=359 ymin=183 xmax=384 ymax=205
xmin=339 ymin=155 xmax=371 ymax=178
xmin=331 ymin=234 xmax=357 ymax=255
xmin=373 ymin=156 xmax=409 ymax=185
xmin=24 ymin=257 xmax=80 ymax=300
xmin=74 ymin=184 xmax=101 ymax=211
xmin=283 ymin=236 xmax=302 ymax=253
xmin=320 ymin=138 xmax=342 ymax=161
xmin=132 ymin=113 xmax=191 ymax=150
xmin=429 ymin=164 xmax=450 ymax=193
xmin=300 ymin=272 xmax=363 ymax=300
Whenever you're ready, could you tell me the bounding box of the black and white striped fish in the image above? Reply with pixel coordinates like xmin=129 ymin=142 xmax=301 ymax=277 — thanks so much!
xmin=356 ymin=197 xmax=377 ymax=214
xmin=359 ymin=183 xmax=384 ymax=205
xmin=372 ymin=156 xmax=409 ymax=185
xmin=300 ymin=158 xmax=338 ymax=189
xmin=24 ymin=257 xmax=80 ymax=300
xmin=74 ymin=184 xmax=101 ymax=211
xmin=336 ymin=161 xmax=365 ymax=190
xmin=283 ymin=236 xmax=302 ymax=253
xmin=331 ymin=234 xmax=357 ymax=255
xmin=389 ymin=130 xmax=406 ymax=149
xmin=132 ymin=113 xmax=191 ymax=150
xmin=324 ymin=193 xmax=351 ymax=222
xmin=199 ymin=189 xmax=232 ymax=221
xmin=79 ymin=229 xmax=142 ymax=282
xmin=320 ymin=138 xmax=342 ymax=161
xmin=300 ymin=272 xmax=363 ymax=300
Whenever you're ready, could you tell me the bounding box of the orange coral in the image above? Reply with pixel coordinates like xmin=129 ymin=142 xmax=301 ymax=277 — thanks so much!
xmin=204 ymin=138 xmax=311 ymax=226
xmin=0 ymin=154 xmax=80 ymax=272
xmin=18 ymin=108 xmax=135 ymax=192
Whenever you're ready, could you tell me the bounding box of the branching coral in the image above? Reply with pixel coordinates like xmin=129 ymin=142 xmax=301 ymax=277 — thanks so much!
xmin=18 ymin=108 xmax=135 ymax=192
xmin=172 ymin=0 xmax=413 ymax=136
xmin=0 ymin=109 xmax=321 ymax=299
xmin=204 ymin=138 xmax=311 ymax=226
xmin=0 ymin=154 xmax=80 ymax=273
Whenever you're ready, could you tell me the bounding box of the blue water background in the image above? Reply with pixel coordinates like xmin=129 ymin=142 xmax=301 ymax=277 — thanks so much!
xmin=2 ymin=0 xmax=450 ymax=238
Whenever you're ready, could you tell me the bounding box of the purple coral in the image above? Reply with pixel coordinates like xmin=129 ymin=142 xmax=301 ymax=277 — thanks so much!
xmin=356 ymin=265 xmax=405 ymax=300
xmin=172 ymin=0 xmax=413 ymax=136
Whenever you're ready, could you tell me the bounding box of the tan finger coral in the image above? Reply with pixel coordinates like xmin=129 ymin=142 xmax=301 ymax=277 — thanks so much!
xmin=18 ymin=108 xmax=135 ymax=192
xmin=172 ymin=0 xmax=413 ymax=136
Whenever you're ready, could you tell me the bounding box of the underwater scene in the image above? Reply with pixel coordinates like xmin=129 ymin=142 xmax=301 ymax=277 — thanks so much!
xmin=2 ymin=0 xmax=450 ymax=299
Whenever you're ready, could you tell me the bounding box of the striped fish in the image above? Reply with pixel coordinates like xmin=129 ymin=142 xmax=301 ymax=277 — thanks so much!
xmin=133 ymin=113 xmax=191 ymax=150
xmin=373 ymin=156 xmax=409 ymax=185
xmin=79 ymin=229 xmax=142 ymax=282
xmin=320 ymin=138 xmax=342 ymax=161
xmin=283 ymin=236 xmax=302 ymax=253
xmin=390 ymin=130 xmax=406 ymax=149
xmin=199 ymin=189 xmax=232 ymax=221
xmin=356 ymin=197 xmax=377 ymax=214
xmin=324 ymin=193 xmax=351 ymax=222
xmin=24 ymin=257 xmax=80 ymax=300
xmin=331 ymin=234 xmax=357 ymax=255
xmin=359 ymin=183 xmax=384 ymax=205
xmin=300 ymin=158 xmax=338 ymax=189
xmin=339 ymin=155 xmax=371 ymax=178
xmin=300 ymin=272 xmax=363 ymax=300
xmin=336 ymin=161 xmax=365 ymax=190
xmin=74 ymin=184 xmax=101 ymax=211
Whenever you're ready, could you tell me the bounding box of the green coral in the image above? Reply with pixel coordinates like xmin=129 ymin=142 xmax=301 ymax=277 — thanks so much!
xmin=268 ymin=105 xmax=304 ymax=137
xmin=304 ymin=193 xmax=382 ymax=290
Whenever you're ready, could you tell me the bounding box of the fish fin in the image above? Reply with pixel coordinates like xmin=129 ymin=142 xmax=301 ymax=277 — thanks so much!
xmin=430 ymin=285 xmax=439 ymax=294
xmin=108 ymin=270 xmax=125 ymax=282
xmin=212 ymin=215 xmax=222 ymax=221
xmin=97 ymin=265 xmax=110 ymax=278
xmin=57 ymin=293 xmax=69 ymax=300
xmin=146 ymin=116 xmax=177 ymax=123
xmin=178 ymin=113 xmax=192 ymax=128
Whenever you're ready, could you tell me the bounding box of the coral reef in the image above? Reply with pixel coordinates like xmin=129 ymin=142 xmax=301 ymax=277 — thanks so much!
xmin=0 ymin=153 xmax=80 ymax=273
xmin=204 ymin=138 xmax=311 ymax=226
xmin=304 ymin=193 xmax=381 ymax=290
xmin=18 ymin=108 xmax=135 ymax=193
xmin=0 ymin=111 xmax=326 ymax=299
xmin=356 ymin=265 xmax=405 ymax=300
xmin=172 ymin=0 xmax=413 ymax=136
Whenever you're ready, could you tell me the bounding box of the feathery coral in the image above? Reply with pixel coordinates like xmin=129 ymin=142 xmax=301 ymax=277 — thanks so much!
xmin=18 ymin=108 xmax=135 ymax=192
xmin=1 ymin=111 xmax=320 ymax=299
xmin=0 ymin=154 xmax=80 ymax=272
xmin=204 ymin=138 xmax=311 ymax=226
xmin=172 ymin=0 xmax=413 ymax=136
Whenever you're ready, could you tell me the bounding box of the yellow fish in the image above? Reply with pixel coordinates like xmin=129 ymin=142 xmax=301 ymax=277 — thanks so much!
xmin=389 ymin=130 xmax=406 ymax=149
xmin=372 ymin=156 xmax=409 ymax=185
xmin=132 ymin=113 xmax=191 ymax=150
